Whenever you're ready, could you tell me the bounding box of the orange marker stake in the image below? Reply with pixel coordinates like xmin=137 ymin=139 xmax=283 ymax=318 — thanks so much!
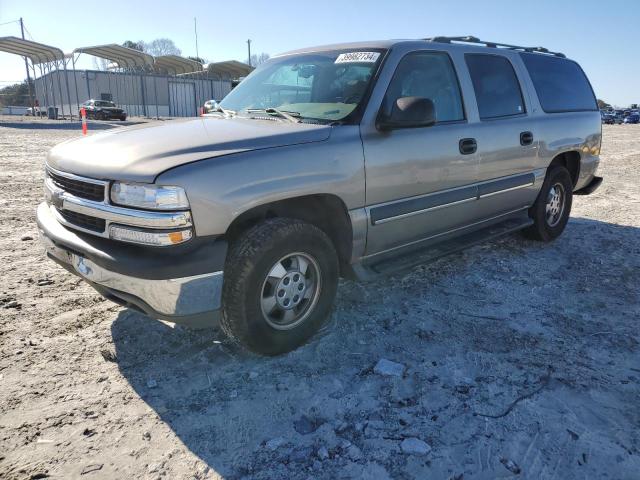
xmin=80 ymin=107 xmax=87 ymax=135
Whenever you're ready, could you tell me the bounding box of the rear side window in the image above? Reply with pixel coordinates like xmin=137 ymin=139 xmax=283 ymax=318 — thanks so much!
xmin=465 ymin=54 xmax=525 ymax=119
xmin=520 ymin=53 xmax=597 ymax=113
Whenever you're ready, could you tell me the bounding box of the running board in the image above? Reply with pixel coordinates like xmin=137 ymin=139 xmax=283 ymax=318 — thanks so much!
xmin=354 ymin=215 xmax=533 ymax=279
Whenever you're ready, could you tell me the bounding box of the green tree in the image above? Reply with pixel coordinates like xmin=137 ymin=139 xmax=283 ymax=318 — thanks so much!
xmin=0 ymin=80 xmax=33 ymax=107
xmin=597 ymin=99 xmax=611 ymax=110
xmin=122 ymin=40 xmax=145 ymax=52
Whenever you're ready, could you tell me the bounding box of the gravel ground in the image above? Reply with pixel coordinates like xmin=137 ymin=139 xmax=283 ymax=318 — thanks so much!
xmin=0 ymin=121 xmax=638 ymax=480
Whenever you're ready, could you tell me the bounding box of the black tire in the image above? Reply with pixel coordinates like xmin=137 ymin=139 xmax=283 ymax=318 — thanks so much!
xmin=523 ymin=166 xmax=573 ymax=242
xmin=221 ymin=218 xmax=339 ymax=355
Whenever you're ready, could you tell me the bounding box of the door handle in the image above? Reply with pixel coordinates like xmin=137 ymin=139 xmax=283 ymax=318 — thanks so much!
xmin=520 ymin=131 xmax=534 ymax=146
xmin=459 ymin=138 xmax=477 ymax=155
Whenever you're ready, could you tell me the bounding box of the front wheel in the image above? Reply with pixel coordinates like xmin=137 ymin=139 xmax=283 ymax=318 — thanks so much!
xmin=523 ymin=165 xmax=573 ymax=242
xmin=221 ymin=218 xmax=339 ymax=355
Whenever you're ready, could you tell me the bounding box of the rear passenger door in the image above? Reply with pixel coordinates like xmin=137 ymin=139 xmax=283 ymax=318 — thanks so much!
xmin=464 ymin=54 xmax=540 ymax=219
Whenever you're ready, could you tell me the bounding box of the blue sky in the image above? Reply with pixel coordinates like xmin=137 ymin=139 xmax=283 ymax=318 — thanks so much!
xmin=1 ymin=0 xmax=638 ymax=106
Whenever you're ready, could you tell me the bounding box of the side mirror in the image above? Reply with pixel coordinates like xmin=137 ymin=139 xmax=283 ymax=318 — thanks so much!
xmin=377 ymin=96 xmax=436 ymax=131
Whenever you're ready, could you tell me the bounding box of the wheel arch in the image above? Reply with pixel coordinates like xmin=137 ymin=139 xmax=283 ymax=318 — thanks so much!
xmin=549 ymin=150 xmax=581 ymax=187
xmin=224 ymin=194 xmax=354 ymax=276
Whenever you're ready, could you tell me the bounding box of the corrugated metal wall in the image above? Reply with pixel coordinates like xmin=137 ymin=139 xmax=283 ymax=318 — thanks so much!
xmin=33 ymin=69 xmax=232 ymax=118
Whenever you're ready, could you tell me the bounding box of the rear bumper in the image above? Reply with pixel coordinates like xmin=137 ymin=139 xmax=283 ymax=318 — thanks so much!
xmin=36 ymin=202 xmax=225 ymax=327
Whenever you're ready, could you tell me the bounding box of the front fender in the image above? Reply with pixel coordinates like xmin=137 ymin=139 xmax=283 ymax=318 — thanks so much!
xmin=156 ymin=126 xmax=366 ymax=237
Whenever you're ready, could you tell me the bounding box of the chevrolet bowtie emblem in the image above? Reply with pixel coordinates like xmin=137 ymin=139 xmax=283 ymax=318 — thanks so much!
xmin=51 ymin=191 xmax=64 ymax=210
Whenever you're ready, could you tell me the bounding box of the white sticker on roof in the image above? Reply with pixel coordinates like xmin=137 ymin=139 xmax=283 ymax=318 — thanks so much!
xmin=335 ymin=52 xmax=380 ymax=64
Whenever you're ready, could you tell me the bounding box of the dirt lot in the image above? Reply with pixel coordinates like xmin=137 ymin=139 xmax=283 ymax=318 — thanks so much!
xmin=0 ymin=121 xmax=638 ymax=480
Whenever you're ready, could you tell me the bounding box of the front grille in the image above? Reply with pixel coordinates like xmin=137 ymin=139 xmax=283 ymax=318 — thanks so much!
xmin=49 ymin=171 xmax=105 ymax=202
xmin=58 ymin=209 xmax=106 ymax=233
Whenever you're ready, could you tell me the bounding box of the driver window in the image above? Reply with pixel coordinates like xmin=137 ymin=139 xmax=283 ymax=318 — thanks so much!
xmin=384 ymin=52 xmax=465 ymax=123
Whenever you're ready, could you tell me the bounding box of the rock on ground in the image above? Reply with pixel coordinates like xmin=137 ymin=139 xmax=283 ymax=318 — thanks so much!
xmin=373 ymin=358 xmax=406 ymax=377
xmin=400 ymin=437 xmax=432 ymax=455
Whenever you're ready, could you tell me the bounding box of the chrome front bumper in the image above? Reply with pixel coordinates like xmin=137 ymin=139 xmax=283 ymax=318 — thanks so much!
xmin=37 ymin=202 xmax=224 ymax=327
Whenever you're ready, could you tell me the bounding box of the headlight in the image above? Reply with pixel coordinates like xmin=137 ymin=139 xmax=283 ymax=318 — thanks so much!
xmin=111 ymin=182 xmax=189 ymax=210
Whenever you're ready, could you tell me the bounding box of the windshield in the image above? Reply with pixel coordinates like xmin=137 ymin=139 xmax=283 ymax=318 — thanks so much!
xmin=95 ymin=101 xmax=115 ymax=107
xmin=220 ymin=49 xmax=385 ymax=123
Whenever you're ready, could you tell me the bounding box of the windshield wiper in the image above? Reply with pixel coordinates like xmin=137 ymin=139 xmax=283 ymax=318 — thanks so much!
xmin=211 ymin=105 xmax=235 ymax=117
xmin=246 ymin=108 xmax=301 ymax=123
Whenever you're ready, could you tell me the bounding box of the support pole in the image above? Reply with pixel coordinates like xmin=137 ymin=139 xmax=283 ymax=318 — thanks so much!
xmin=54 ymin=60 xmax=65 ymax=118
xmin=38 ymin=63 xmax=49 ymax=114
xmin=85 ymin=69 xmax=91 ymax=100
xmin=45 ymin=63 xmax=57 ymax=117
xmin=62 ymin=59 xmax=74 ymax=120
xmin=71 ymin=55 xmax=81 ymax=119
xmin=153 ymin=74 xmax=159 ymax=119
xmin=140 ymin=73 xmax=147 ymax=117
xmin=19 ymin=18 xmax=35 ymax=109
xmin=110 ymin=67 xmax=117 ymax=106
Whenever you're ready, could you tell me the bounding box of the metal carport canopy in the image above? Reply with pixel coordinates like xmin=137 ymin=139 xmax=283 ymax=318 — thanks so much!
xmin=206 ymin=60 xmax=253 ymax=79
xmin=154 ymin=55 xmax=203 ymax=75
xmin=0 ymin=36 xmax=65 ymax=63
xmin=73 ymin=44 xmax=154 ymax=68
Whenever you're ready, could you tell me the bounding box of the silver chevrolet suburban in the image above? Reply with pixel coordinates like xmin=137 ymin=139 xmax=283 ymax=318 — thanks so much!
xmin=37 ymin=36 xmax=603 ymax=355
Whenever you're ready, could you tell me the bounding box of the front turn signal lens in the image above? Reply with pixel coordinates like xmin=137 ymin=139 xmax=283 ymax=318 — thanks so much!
xmin=109 ymin=225 xmax=192 ymax=246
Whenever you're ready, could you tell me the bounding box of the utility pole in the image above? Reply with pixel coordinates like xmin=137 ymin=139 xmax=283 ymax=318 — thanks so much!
xmin=20 ymin=17 xmax=35 ymax=109
xmin=194 ymin=17 xmax=199 ymax=61
xmin=247 ymin=39 xmax=252 ymax=67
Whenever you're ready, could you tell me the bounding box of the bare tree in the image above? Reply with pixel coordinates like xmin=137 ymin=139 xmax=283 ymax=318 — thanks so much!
xmin=143 ymin=38 xmax=182 ymax=57
xmin=92 ymin=57 xmax=109 ymax=71
xmin=246 ymin=52 xmax=270 ymax=67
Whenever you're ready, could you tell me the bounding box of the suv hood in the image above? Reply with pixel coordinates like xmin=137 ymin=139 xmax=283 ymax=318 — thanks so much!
xmin=47 ymin=117 xmax=332 ymax=183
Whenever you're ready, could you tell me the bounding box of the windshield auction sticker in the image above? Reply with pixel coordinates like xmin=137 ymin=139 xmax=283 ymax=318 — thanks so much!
xmin=335 ymin=52 xmax=380 ymax=63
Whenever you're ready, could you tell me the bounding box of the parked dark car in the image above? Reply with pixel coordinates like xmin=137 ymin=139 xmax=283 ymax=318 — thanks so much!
xmin=602 ymin=112 xmax=615 ymax=124
xmin=80 ymin=100 xmax=127 ymax=121
xmin=623 ymin=113 xmax=639 ymax=124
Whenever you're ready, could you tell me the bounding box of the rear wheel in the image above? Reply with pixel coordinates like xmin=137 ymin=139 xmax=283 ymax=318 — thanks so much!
xmin=523 ymin=166 xmax=573 ymax=241
xmin=221 ymin=218 xmax=339 ymax=355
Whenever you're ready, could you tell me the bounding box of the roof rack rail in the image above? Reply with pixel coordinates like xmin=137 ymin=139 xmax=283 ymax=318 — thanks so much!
xmin=424 ymin=36 xmax=566 ymax=58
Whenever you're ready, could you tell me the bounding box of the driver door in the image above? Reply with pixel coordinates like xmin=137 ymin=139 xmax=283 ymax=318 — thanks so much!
xmin=361 ymin=50 xmax=479 ymax=255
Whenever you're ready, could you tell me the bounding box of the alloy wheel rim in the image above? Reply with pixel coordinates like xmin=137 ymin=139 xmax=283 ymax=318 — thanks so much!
xmin=545 ymin=182 xmax=565 ymax=227
xmin=260 ymin=252 xmax=322 ymax=330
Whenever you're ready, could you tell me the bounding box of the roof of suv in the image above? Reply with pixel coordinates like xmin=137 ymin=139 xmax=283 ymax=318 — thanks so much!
xmin=277 ymin=36 xmax=566 ymax=60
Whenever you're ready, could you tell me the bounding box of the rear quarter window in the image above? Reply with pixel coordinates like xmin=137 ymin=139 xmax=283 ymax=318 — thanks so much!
xmin=520 ymin=53 xmax=597 ymax=113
